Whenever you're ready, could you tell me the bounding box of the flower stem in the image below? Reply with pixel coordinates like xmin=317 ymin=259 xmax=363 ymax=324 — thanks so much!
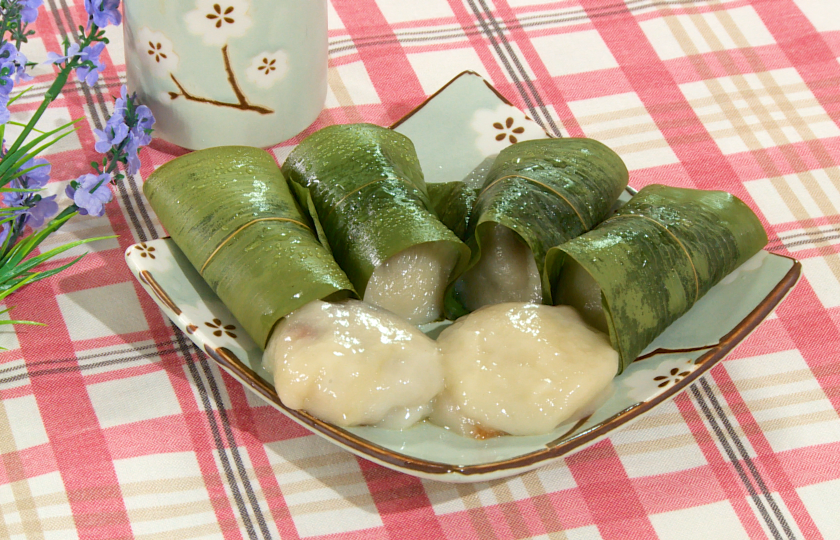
xmin=4 ymin=68 xmax=71 ymax=157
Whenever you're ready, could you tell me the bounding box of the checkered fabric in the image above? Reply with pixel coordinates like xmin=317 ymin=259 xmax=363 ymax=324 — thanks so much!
xmin=0 ymin=0 xmax=838 ymax=538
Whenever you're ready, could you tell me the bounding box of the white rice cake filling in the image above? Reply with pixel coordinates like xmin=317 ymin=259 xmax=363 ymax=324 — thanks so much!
xmin=431 ymin=303 xmax=617 ymax=436
xmin=364 ymin=241 xmax=459 ymax=325
xmin=454 ymin=223 xmax=542 ymax=312
xmin=263 ymin=299 xmax=444 ymax=429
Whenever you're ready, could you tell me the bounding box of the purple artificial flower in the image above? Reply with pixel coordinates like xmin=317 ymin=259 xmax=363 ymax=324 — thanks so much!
xmin=84 ymin=0 xmax=121 ymax=29
xmin=1 ymin=157 xmax=56 ymax=229
xmin=12 ymin=51 xmax=31 ymax=83
xmin=0 ymin=91 xmax=10 ymax=125
xmin=75 ymin=61 xmax=104 ymax=86
xmin=19 ymin=0 xmax=44 ymax=24
xmin=94 ymin=86 xmax=155 ymax=175
xmin=123 ymin=136 xmax=141 ymax=175
xmin=45 ymin=43 xmax=80 ymax=66
xmin=79 ymin=41 xmax=105 ymax=65
xmin=26 ymin=194 xmax=57 ymax=228
xmin=75 ymin=41 xmax=106 ymax=85
xmin=0 ymin=43 xmax=20 ymax=93
xmin=17 ymin=157 xmax=51 ymax=189
xmin=0 ymin=42 xmax=31 ymax=84
xmin=112 ymin=84 xmax=129 ymax=115
xmin=0 ymin=222 xmax=9 ymax=245
xmin=130 ymin=104 xmax=155 ymax=146
xmin=93 ymin=117 xmax=128 ymax=153
xmin=1 ymin=188 xmax=25 ymax=209
xmin=47 ymin=42 xmax=106 ymax=85
xmin=66 ymin=172 xmax=113 ymax=216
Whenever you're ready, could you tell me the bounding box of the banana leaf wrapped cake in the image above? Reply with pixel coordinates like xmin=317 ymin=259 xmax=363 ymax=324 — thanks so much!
xmin=143 ymin=146 xmax=355 ymax=348
xmin=451 ymin=138 xmax=629 ymax=315
xmin=546 ymin=184 xmax=769 ymax=373
xmin=282 ymin=123 xmax=470 ymax=325
xmin=144 ymin=146 xmax=446 ymax=429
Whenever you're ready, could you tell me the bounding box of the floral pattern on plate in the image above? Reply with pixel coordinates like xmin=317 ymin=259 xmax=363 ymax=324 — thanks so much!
xmin=470 ymin=103 xmax=548 ymax=156
xmin=621 ymin=357 xmax=696 ymax=403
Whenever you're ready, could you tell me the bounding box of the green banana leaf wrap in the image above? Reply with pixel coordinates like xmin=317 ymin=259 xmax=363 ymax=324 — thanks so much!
xmin=427 ymin=181 xmax=478 ymax=241
xmin=453 ymin=138 xmax=629 ymax=311
xmin=281 ymin=123 xmax=471 ymax=296
xmin=544 ymin=184 xmax=769 ymax=373
xmin=143 ymin=146 xmax=355 ymax=348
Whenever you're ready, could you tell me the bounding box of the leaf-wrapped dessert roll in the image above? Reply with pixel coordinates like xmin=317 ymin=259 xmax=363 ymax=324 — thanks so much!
xmin=282 ymin=123 xmax=470 ymax=325
xmin=545 ymin=184 xmax=769 ymax=373
xmin=452 ymin=138 xmax=628 ymax=314
xmin=143 ymin=146 xmax=355 ymax=348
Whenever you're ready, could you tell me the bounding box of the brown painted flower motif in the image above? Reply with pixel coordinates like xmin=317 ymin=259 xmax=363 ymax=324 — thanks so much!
xmin=134 ymin=243 xmax=156 ymax=259
xmin=205 ymin=318 xmax=237 ymax=338
xmin=206 ymin=4 xmax=236 ymax=29
xmin=146 ymin=40 xmax=168 ymax=64
xmin=137 ymin=28 xmax=179 ymax=76
xmin=186 ymin=0 xmax=252 ymax=46
xmin=246 ymin=50 xmax=288 ymax=89
xmin=493 ymin=117 xmax=526 ymax=144
xmin=256 ymin=57 xmax=276 ymax=76
xmin=653 ymin=367 xmax=692 ymax=388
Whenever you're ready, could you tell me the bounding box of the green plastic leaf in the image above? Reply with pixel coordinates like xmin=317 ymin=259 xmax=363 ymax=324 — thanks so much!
xmin=0 ymin=212 xmax=76 ymax=273
xmin=454 ymin=138 xmax=629 ymax=309
xmin=545 ymin=184 xmax=769 ymax=373
xmin=144 ymin=146 xmax=355 ymax=348
xmin=281 ymin=124 xmax=470 ymax=296
xmin=0 ymin=122 xmax=78 ymax=187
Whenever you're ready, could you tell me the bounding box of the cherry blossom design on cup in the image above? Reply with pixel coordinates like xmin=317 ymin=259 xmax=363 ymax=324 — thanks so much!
xmin=136 ymin=0 xmax=290 ymax=115
xmin=245 ymin=50 xmax=289 ymax=89
xmin=137 ymin=28 xmax=180 ymax=78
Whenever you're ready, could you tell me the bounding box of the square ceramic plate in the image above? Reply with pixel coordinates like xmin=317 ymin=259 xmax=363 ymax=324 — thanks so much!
xmin=126 ymin=72 xmax=801 ymax=483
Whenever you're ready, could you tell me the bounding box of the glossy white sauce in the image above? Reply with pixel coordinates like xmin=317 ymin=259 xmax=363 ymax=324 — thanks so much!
xmin=263 ymin=299 xmax=444 ymax=428
xmin=364 ymin=241 xmax=459 ymax=325
xmin=454 ymin=223 xmax=542 ymax=312
xmin=431 ymin=303 xmax=618 ymax=436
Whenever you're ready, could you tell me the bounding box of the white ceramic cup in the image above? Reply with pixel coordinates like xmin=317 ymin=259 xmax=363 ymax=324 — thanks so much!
xmin=123 ymin=0 xmax=327 ymax=150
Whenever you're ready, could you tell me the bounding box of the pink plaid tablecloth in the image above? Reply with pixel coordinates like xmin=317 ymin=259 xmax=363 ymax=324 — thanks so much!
xmin=1 ymin=0 xmax=839 ymax=538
